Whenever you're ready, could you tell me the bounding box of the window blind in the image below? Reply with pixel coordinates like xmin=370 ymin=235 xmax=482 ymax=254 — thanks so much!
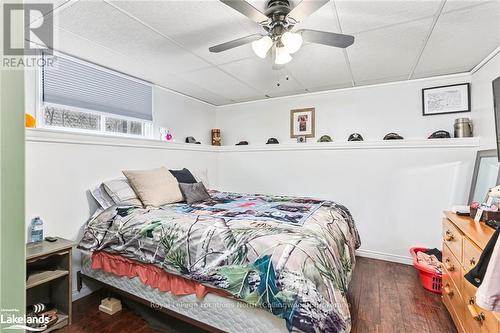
xmin=42 ymin=53 xmax=153 ymax=121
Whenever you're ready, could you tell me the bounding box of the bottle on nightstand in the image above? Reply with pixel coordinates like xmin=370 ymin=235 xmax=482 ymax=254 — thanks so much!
xmin=29 ymin=217 xmax=44 ymax=243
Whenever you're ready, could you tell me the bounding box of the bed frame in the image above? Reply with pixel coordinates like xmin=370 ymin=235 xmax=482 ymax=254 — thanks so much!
xmin=76 ymin=271 xmax=224 ymax=333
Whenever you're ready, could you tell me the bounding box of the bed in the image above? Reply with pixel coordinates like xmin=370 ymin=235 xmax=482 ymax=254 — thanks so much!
xmin=78 ymin=190 xmax=360 ymax=333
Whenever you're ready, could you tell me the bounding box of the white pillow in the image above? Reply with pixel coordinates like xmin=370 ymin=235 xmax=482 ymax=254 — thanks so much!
xmin=123 ymin=167 xmax=183 ymax=207
xmin=90 ymin=184 xmax=115 ymax=209
xmin=103 ymin=178 xmax=143 ymax=207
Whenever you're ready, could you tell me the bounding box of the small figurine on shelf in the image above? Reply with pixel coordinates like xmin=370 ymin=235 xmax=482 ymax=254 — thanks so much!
xmin=211 ymin=129 xmax=221 ymax=146
xmin=160 ymin=128 xmax=173 ymax=142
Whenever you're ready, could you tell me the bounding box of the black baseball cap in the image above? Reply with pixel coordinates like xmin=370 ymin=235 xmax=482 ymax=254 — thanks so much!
xmin=236 ymin=141 xmax=249 ymax=145
xmin=348 ymin=133 xmax=364 ymax=141
xmin=185 ymin=136 xmax=201 ymax=144
xmin=383 ymin=133 xmax=404 ymax=140
xmin=266 ymin=138 xmax=279 ymax=144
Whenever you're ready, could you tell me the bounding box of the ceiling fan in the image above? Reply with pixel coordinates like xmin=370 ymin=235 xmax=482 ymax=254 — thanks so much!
xmin=209 ymin=0 xmax=355 ymax=66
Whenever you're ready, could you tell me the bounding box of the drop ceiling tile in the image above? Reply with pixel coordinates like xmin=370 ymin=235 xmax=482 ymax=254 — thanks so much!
xmin=414 ymin=2 xmax=500 ymax=77
xmin=218 ymin=56 xmax=303 ymax=96
xmin=158 ymin=77 xmax=231 ymax=106
xmin=348 ymin=17 xmax=433 ymax=83
xmin=111 ymin=0 xmax=263 ymax=65
xmin=442 ymin=0 xmax=493 ymax=13
xmin=26 ymin=0 xmax=71 ymax=21
xmin=355 ymin=74 xmax=409 ymax=87
xmin=411 ymin=67 xmax=472 ymax=80
xmin=267 ymin=88 xmax=310 ymax=98
xmin=286 ymin=43 xmax=352 ymax=89
xmin=335 ymin=0 xmax=440 ymax=34
xmin=179 ymin=67 xmax=261 ymax=101
xmin=55 ymin=1 xmax=209 ymax=74
xmin=48 ymin=27 xmax=223 ymax=105
xmin=307 ymin=82 xmax=352 ymax=93
xmin=51 ymin=26 xmax=141 ymax=77
xmin=293 ymin=3 xmax=339 ymax=32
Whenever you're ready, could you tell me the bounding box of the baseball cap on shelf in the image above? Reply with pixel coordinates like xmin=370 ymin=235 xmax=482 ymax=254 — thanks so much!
xmin=348 ymin=133 xmax=364 ymax=141
xmin=317 ymin=135 xmax=333 ymax=142
xmin=185 ymin=136 xmax=201 ymax=144
xmin=235 ymin=141 xmax=249 ymax=145
xmin=428 ymin=130 xmax=451 ymax=139
xmin=383 ymin=133 xmax=404 ymax=140
xmin=266 ymin=138 xmax=279 ymax=144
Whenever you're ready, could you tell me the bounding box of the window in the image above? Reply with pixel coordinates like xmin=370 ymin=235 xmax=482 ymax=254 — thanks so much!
xmin=38 ymin=52 xmax=153 ymax=138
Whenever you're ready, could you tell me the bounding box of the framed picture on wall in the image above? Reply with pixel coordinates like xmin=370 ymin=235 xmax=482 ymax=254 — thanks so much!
xmin=422 ymin=83 xmax=470 ymax=116
xmin=290 ymin=108 xmax=315 ymax=138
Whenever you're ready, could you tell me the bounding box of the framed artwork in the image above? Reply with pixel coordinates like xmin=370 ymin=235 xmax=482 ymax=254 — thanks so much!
xmin=422 ymin=83 xmax=470 ymax=116
xmin=290 ymin=108 xmax=315 ymax=138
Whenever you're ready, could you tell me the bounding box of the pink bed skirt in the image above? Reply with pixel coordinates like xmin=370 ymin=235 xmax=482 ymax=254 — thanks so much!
xmin=91 ymin=251 xmax=228 ymax=299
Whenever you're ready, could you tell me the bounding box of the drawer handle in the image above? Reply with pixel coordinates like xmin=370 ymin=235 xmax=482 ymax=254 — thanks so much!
xmin=444 ymin=258 xmax=455 ymax=272
xmin=443 ymin=284 xmax=454 ymax=297
xmin=445 ymin=230 xmax=454 ymax=241
xmin=468 ymin=297 xmax=486 ymax=322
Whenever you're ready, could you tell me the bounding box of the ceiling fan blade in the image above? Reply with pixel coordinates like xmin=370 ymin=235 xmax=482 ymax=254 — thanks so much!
xmin=287 ymin=0 xmax=329 ymax=22
xmin=297 ymin=29 xmax=354 ymax=48
xmin=220 ymin=0 xmax=269 ymax=24
xmin=209 ymin=34 xmax=263 ymax=53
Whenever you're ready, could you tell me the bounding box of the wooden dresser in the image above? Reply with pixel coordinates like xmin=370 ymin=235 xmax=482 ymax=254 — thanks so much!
xmin=442 ymin=211 xmax=500 ymax=333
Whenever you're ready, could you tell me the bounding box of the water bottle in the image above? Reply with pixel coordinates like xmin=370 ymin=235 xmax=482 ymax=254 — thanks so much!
xmin=30 ymin=217 xmax=44 ymax=243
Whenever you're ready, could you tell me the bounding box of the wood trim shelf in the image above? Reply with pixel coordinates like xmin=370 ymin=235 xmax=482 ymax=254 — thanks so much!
xmin=217 ymin=138 xmax=480 ymax=152
xmin=26 ymin=269 xmax=69 ymax=289
xmin=27 ymin=128 xmax=480 ymax=152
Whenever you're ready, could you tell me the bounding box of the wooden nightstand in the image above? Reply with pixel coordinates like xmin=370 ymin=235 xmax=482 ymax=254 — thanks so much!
xmin=26 ymin=237 xmax=75 ymax=332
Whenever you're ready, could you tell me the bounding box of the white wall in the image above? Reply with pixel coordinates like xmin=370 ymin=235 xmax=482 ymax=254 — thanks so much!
xmin=152 ymin=87 xmax=215 ymax=144
xmin=213 ymin=73 xmax=488 ymax=264
xmin=216 ymin=142 xmax=477 ymax=263
xmin=215 ymin=74 xmax=472 ymax=145
xmin=471 ymin=51 xmax=500 ymax=149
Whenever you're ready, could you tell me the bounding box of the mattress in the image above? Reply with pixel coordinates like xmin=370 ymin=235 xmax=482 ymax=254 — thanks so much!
xmin=81 ymin=251 xmax=288 ymax=333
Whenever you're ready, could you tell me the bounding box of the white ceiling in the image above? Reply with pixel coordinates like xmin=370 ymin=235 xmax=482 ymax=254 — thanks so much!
xmin=41 ymin=0 xmax=500 ymax=105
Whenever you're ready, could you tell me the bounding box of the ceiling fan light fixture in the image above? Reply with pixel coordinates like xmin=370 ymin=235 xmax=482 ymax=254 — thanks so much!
xmin=275 ymin=46 xmax=292 ymax=65
xmin=281 ymin=31 xmax=303 ymax=54
xmin=251 ymin=36 xmax=273 ymax=58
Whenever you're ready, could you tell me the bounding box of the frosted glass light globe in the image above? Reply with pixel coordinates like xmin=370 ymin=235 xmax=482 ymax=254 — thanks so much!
xmin=275 ymin=46 xmax=292 ymax=65
xmin=251 ymin=36 xmax=273 ymax=59
xmin=281 ymin=31 xmax=303 ymax=54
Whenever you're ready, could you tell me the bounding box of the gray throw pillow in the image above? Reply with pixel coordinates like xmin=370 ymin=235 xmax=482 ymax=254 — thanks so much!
xmin=179 ymin=182 xmax=210 ymax=204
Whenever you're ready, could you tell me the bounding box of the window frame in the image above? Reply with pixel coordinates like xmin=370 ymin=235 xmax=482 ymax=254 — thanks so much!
xmin=35 ymin=51 xmax=154 ymax=139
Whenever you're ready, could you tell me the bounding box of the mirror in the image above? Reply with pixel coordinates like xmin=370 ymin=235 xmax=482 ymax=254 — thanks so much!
xmin=469 ymin=150 xmax=500 ymax=204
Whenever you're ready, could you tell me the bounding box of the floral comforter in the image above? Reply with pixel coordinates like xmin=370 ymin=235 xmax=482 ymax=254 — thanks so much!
xmin=78 ymin=191 xmax=360 ymax=333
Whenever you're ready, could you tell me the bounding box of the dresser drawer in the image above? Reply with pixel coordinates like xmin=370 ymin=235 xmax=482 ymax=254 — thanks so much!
xmin=443 ymin=218 xmax=463 ymax=261
xmin=462 ymin=278 xmax=500 ymax=333
xmin=443 ymin=243 xmax=462 ymax=293
xmin=442 ymin=271 xmax=464 ymax=328
xmin=463 ymin=238 xmax=481 ymax=273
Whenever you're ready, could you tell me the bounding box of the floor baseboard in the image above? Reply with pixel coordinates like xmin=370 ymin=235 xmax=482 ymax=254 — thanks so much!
xmin=356 ymin=249 xmax=413 ymax=265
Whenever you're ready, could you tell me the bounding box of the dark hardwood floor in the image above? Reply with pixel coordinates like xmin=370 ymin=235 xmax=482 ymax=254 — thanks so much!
xmin=61 ymin=257 xmax=456 ymax=333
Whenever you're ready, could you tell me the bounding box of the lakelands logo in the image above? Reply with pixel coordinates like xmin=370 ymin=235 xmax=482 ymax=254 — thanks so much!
xmin=2 ymin=3 xmax=55 ymax=69
xmin=1 ymin=311 xmax=50 ymax=331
